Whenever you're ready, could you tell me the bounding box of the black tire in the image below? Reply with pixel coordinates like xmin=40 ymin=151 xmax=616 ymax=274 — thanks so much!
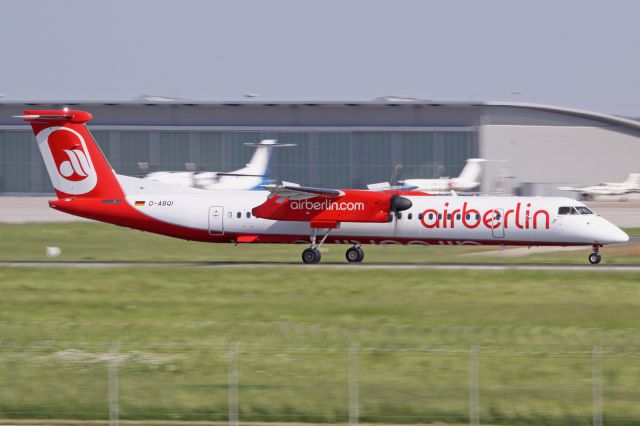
xmin=346 ymin=246 xmax=365 ymax=263
xmin=346 ymin=247 xmax=360 ymax=262
xmin=588 ymin=253 xmax=601 ymax=265
xmin=302 ymin=248 xmax=321 ymax=264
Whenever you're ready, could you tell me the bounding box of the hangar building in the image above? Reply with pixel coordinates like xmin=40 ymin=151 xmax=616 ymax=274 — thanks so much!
xmin=0 ymin=101 xmax=638 ymax=195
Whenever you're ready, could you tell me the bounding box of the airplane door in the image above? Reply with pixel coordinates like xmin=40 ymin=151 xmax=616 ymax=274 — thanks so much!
xmin=491 ymin=208 xmax=505 ymax=238
xmin=208 ymin=206 xmax=224 ymax=235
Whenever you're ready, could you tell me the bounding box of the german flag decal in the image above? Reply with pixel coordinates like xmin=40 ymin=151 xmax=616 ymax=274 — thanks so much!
xmin=135 ymin=201 xmax=145 ymax=207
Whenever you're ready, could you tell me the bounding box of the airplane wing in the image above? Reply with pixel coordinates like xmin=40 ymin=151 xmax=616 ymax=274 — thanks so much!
xmin=557 ymin=186 xmax=580 ymax=192
xmin=367 ymin=182 xmax=420 ymax=192
xmin=265 ymin=183 xmax=344 ymax=200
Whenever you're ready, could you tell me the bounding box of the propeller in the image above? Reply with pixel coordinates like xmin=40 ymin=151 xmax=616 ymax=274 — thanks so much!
xmin=390 ymin=163 xmax=404 ymax=186
xmin=389 ymin=195 xmax=412 ymax=234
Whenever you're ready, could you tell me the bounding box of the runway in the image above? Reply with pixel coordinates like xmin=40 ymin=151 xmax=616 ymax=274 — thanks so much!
xmin=2 ymin=260 xmax=640 ymax=271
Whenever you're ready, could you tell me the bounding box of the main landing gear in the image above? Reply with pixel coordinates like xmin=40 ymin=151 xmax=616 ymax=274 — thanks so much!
xmin=345 ymin=244 xmax=365 ymax=263
xmin=301 ymin=230 xmax=366 ymax=264
xmin=301 ymin=228 xmax=331 ymax=264
xmin=588 ymin=245 xmax=602 ymax=265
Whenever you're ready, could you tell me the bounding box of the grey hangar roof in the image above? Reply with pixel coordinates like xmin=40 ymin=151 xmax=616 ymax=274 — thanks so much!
xmin=1 ymin=101 xmax=639 ymax=132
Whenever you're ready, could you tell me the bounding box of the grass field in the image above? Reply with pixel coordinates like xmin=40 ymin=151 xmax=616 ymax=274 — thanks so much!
xmin=0 ymin=222 xmax=639 ymax=264
xmin=1 ymin=265 xmax=640 ymax=424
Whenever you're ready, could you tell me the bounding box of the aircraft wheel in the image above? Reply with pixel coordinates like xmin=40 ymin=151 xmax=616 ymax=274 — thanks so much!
xmin=588 ymin=252 xmax=601 ymax=265
xmin=302 ymin=248 xmax=321 ymax=264
xmin=346 ymin=246 xmax=365 ymax=263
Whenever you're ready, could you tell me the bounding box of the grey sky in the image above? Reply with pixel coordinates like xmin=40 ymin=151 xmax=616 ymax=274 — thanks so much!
xmin=1 ymin=0 xmax=639 ymax=115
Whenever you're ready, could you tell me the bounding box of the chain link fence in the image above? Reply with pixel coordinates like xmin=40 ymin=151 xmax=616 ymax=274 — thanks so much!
xmin=2 ymin=323 xmax=640 ymax=425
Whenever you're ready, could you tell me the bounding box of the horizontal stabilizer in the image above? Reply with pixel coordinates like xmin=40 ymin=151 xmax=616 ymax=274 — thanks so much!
xmin=216 ymin=172 xmax=266 ymax=177
xmin=14 ymin=109 xmax=93 ymax=124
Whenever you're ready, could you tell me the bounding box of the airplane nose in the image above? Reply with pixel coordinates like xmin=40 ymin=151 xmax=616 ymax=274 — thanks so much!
xmin=602 ymin=222 xmax=629 ymax=244
xmin=612 ymin=226 xmax=630 ymax=243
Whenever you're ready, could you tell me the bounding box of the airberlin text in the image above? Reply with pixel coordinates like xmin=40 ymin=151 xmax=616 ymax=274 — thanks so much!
xmin=289 ymin=199 xmax=365 ymax=211
xmin=420 ymin=202 xmax=550 ymax=230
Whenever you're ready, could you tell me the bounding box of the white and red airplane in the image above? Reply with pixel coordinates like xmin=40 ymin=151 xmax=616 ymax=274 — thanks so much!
xmin=18 ymin=110 xmax=629 ymax=265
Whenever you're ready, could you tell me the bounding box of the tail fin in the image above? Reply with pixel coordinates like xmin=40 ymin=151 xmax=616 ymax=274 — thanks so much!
xmin=457 ymin=158 xmax=485 ymax=183
xmin=624 ymin=173 xmax=640 ymax=186
xmin=18 ymin=110 xmax=124 ymax=199
xmin=240 ymin=139 xmax=277 ymax=176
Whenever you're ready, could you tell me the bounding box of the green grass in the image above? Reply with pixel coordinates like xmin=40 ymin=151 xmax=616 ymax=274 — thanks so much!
xmin=0 ymin=222 xmax=639 ymax=264
xmin=1 ymin=266 xmax=640 ymax=424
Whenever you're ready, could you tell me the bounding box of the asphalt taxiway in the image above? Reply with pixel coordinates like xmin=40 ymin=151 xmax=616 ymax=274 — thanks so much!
xmin=1 ymin=260 xmax=639 ymax=271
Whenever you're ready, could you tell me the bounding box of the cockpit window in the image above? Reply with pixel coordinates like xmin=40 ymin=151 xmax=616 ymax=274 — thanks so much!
xmin=558 ymin=207 xmax=571 ymax=215
xmin=559 ymin=206 xmax=593 ymax=215
xmin=575 ymin=206 xmax=594 ymax=215
xmin=558 ymin=206 xmax=579 ymax=215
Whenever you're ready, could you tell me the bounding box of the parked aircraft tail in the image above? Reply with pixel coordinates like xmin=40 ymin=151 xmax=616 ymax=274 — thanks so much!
xmin=623 ymin=173 xmax=640 ymax=186
xmin=457 ymin=158 xmax=485 ymax=183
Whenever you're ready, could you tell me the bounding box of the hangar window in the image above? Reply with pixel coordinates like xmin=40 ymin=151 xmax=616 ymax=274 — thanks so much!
xmin=576 ymin=206 xmax=594 ymax=215
xmin=558 ymin=207 xmax=579 ymax=215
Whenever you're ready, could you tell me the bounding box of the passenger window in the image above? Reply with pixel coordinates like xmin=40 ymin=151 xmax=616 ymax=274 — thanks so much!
xmin=476 ymin=214 xmax=480 ymax=220
xmin=407 ymin=213 xmax=413 ymax=220
xmin=397 ymin=212 xmax=402 ymax=219
xmin=437 ymin=213 xmax=442 ymax=220
xmin=466 ymin=214 xmax=470 ymax=220
xmin=456 ymin=213 xmax=461 ymax=220
xmin=236 ymin=212 xmax=241 ymax=219
xmin=418 ymin=213 xmax=423 ymax=220
xmin=447 ymin=213 xmax=451 ymax=220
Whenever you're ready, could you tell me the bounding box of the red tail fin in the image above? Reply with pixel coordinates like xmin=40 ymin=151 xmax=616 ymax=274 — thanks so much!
xmin=20 ymin=110 xmax=123 ymax=199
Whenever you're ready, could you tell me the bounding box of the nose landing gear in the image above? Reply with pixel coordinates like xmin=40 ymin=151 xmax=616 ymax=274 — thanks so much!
xmin=346 ymin=244 xmax=365 ymax=263
xmin=588 ymin=245 xmax=602 ymax=265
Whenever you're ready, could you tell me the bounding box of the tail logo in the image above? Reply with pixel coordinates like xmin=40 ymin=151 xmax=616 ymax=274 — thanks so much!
xmin=36 ymin=127 xmax=98 ymax=194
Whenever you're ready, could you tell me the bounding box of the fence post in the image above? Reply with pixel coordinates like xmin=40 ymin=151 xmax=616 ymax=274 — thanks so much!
xmin=348 ymin=342 xmax=360 ymax=426
xmin=228 ymin=342 xmax=240 ymax=426
xmin=108 ymin=343 xmax=120 ymax=426
xmin=469 ymin=344 xmax=480 ymax=426
xmin=592 ymin=346 xmax=603 ymax=426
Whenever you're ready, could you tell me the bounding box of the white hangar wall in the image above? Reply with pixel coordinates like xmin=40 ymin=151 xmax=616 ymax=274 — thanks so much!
xmin=480 ymin=125 xmax=640 ymax=186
